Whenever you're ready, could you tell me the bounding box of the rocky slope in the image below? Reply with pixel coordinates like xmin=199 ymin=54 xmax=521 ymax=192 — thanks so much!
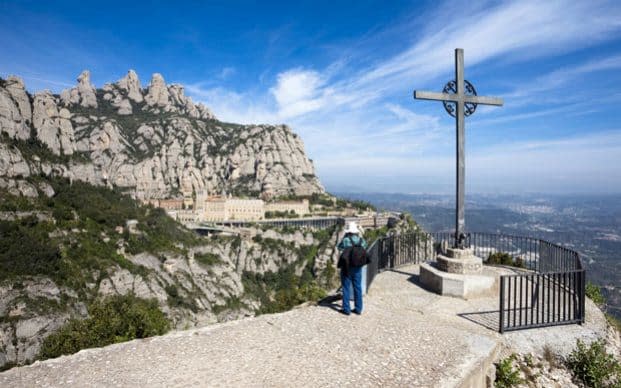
xmin=0 ymin=70 xmax=323 ymax=199
xmin=0 ymin=67 xmax=329 ymax=370
xmin=0 ymin=177 xmax=340 ymax=369
xmin=0 ymin=229 xmax=339 ymax=368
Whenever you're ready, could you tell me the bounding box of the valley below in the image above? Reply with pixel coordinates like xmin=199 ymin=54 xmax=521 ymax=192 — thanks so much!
xmin=338 ymin=191 xmax=621 ymax=320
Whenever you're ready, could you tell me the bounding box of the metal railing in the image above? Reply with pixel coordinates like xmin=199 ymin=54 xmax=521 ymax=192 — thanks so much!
xmin=499 ymin=270 xmax=585 ymax=332
xmin=364 ymin=231 xmax=586 ymax=333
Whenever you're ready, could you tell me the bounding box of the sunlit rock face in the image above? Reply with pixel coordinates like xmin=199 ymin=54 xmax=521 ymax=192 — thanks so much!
xmin=0 ymin=70 xmax=324 ymax=199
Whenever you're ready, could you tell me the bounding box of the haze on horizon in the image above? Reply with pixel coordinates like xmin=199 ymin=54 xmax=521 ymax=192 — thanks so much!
xmin=1 ymin=0 xmax=621 ymax=195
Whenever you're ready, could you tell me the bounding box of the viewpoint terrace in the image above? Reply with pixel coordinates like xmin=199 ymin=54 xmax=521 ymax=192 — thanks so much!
xmin=0 ymin=265 xmax=610 ymax=387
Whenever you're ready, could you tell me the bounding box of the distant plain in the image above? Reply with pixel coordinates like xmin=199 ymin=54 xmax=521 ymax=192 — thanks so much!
xmin=337 ymin=192 xmax=621 ymax=320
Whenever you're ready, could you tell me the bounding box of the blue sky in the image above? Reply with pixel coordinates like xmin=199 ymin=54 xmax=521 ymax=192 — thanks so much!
xmin=2 ymin=0 xmax=621 ymax=194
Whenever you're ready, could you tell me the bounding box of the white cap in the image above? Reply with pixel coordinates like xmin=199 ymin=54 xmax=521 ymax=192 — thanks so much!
xmin=344 ymin=221 xmax=361 ymax=234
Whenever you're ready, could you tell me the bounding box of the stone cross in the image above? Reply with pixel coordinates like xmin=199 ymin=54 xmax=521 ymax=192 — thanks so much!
xmin=413 ymin=48 xmax=503 ymax=248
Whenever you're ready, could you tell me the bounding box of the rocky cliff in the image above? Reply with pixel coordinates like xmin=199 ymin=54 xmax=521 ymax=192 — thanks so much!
xmin=0 ymin=71 xmax=324 ymax=199
xmin=0 ymin=69 xmax=331 ymax=370
xmin=0 ymin=177 xmax=340 ymax=369
xmin=0 ymin=228 xmax=339 ymax=368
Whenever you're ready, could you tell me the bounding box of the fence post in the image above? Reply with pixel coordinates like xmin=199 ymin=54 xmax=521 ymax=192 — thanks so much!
xmin=499 ymin=276 xmax=505 ymax=333
xmin=390 ymin=236 xmax=395 ymax=269
xmin=580 ymin=270 xmax=586 ymax=324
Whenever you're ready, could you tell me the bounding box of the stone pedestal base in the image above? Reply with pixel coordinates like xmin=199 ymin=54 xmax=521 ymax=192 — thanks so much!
xmin=420 ymin=248 xmax=496 ymax=299
xmin=420 ymin=263 xmax=497 ymax=299
xmin=436 ymin=248 xmax=483 ymax=275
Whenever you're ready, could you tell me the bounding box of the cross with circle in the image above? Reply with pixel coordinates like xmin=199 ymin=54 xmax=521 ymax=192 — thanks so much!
xmin=413 ymin=48 xmax=504 ymax=248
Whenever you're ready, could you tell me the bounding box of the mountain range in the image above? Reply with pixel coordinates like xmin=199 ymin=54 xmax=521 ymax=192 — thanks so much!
xmin=0 ymin=70 xmax=323 ymax=200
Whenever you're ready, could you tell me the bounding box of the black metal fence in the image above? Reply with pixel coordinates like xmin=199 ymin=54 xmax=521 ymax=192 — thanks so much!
xmin=365 ymin=231 xmax=586 ymax=333
xmin=499 ymin=270 xmax=585 ymax=332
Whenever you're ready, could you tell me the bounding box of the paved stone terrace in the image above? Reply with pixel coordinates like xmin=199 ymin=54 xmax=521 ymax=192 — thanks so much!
xmin=0 ymin=265 xmax=608 ymax=387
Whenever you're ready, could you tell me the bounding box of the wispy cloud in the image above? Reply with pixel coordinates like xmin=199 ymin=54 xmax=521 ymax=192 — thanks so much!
xmin=181 ymin=1 xmax=621 ymax=192
xmin=218 ymin=67 xmax=236 ymax=80
xmin=189 ymin=0 xmax=621 ymax=123
xmin=504 ymin=54 xmax=621 ymax=102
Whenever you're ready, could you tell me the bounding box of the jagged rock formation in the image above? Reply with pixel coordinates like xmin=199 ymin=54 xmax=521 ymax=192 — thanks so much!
xmin=0 ymin=76 xmax=31 ymax=141
xmin=0 ymin=69 xmax=329 ymax=370
xmin=59 ymin=70 xmax=97 ymax=109
xmin=33 ymin=91 xmax=76 ymax=155
xmin=0 ymin=71 xmax=324 ymax=199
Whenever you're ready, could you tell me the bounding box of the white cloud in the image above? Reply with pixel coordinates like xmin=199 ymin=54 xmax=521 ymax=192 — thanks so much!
xmin=189 ymin=0 xmax=621 ymax=123
xmin=269 ymin=69 xmax=331 ymax=118
xmin=183 ymin=0 xmax=621 ymax=193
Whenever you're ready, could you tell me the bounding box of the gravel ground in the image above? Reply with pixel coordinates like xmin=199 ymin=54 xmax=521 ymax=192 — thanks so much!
xmin=0 ymin=265 xmax=611 ymax=387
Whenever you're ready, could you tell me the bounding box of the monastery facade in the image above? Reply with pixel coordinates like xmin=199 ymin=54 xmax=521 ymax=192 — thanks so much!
xmin=265 ymin=199 xmax=309 ymax=216
xmin=149 ymin=195 xmax=310 ymax=222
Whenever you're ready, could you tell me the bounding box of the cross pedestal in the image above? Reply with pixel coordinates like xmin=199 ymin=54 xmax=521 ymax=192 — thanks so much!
xmin=436 ymin=248 xmax=482 ymax=275
xmin=420 ymin=247 xmax=494 ymax=300
xmin=413 ymin=49 xmax=504 ymax=299
xmin=421 ymin=246 xmax=496 ymax=299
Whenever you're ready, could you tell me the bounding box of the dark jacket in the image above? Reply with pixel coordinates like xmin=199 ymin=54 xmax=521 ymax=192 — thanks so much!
xmin=337 ymin=233 xmax=368 ymax=272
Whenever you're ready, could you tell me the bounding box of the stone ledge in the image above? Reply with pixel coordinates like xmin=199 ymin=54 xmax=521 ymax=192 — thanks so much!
xmin=436 ymin=254 xmax=483 ymax=275
xmin=446 ymin=247 xmax=474 ymax=259
xmin=420 ymin=262 xmax=497 ymax=299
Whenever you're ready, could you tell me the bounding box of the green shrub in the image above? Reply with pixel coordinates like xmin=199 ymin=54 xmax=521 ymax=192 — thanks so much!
xmin=321 ymin=260 xmax=337 ymax=289
xmin=298 ymin=280 xmax=327 ymax=301
xmin=164 ymin=284 xmax=198 ymax=312
xmin=211 ymin=296 xmax=245 ymax=315
xmin=364 ymin=226 xmax=389 ymax=243
xmin=606 ymin=314 xmax=621 ymax=334
xmin=0 ymin=218 xmax=61 ymax=280
xmin=486 ymin=252 xmax=525 ymax=269
xmin=39 ymin=294 xmax=169 ymax=359
xmin=0 ymin=192 xmax=35 ymax=211
xmin=566 ymin=339 xmax=621 ymax=387
xmin=265 ymin=210 xmax=300 ymax=219
xmin=194 ymin=252 xmax=221 ymax=266
xmin=495 ymin=354 xmax=524 ymax=387
xmin=586 ymin=282 xmax=605 ymax=305
xmin=241 ymin=242 xmax=329 ymax=315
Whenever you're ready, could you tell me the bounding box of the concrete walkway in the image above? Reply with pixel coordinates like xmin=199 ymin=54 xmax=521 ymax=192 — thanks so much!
xmin=0 ymin=265 xmax=608 ymax=387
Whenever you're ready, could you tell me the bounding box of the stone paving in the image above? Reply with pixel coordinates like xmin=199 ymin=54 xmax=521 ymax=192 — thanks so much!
xmin=0 ymin=265 xmax=609 ymax=387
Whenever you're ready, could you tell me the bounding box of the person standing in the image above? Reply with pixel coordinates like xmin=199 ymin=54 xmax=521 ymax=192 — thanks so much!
xmin=337 ymin=221 xmax=368 ymax=315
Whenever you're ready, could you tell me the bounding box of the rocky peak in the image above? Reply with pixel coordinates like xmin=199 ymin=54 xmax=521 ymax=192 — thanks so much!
xmin=116 ymin=70 xmax=143 ymax=103
xmin=0 ymin=75 xmax=32 ymax=140
xmin=145 ymin=73 xmax=170 ymax=107
xmin=60 ymin=70 xmax=98 ymax=108
xmin=4 ymin=76 xmax=31 ymax=123
xmin=0 ymin=70 xmax=324 ymax=198
xmin=196 ymin=103 xmax=215 ymax=120
xmin=168 ymin=84 xmax=186 ymax=106
xmin=32 ymin=91 xmax=75 ymax=155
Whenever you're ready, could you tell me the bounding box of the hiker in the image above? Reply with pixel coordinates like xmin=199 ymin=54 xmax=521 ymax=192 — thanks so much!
xmin=337 ymin=221 xmax=368 ymax=315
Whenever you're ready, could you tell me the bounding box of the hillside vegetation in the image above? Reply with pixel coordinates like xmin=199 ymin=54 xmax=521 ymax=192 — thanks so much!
xmin=0 ymin=177 xmax=340 ymax=370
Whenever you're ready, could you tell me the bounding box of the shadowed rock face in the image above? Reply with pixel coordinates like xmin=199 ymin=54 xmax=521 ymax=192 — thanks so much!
xmin=0 ymin=70 xmax=324 ymax=199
